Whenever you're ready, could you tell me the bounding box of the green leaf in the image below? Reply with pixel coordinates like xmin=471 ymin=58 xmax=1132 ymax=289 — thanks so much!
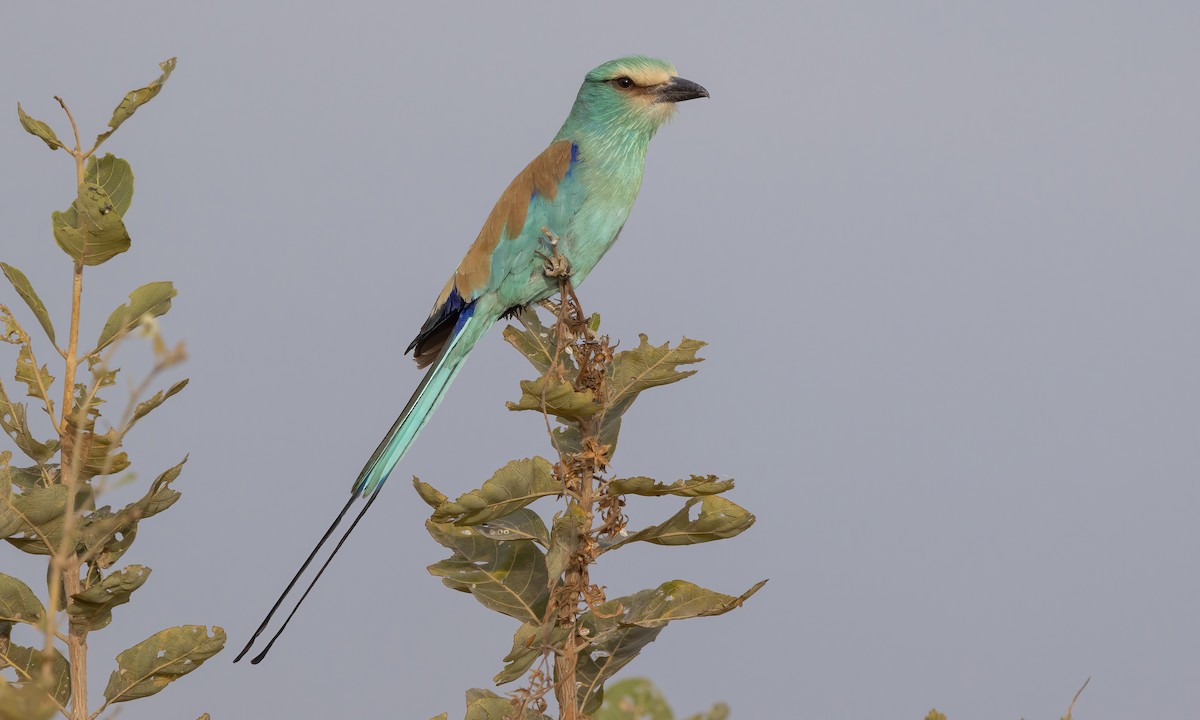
xmin=0 ymin=313 xmax=58 ymax=463
xmin=0 ymin=453 xmax=17 ymax=536
xmin=85 ymin=154 xmax=134 ymax=218
xmin=615 ymin=579 xmax=766 ymax=629
xmin=464 ymin=688 xmax=552 ymax=720
xmin=16 ymin=104 xmax=63 ymax=151
xmin=474 ymin=508 xmax=550 ymax=546
xmin=94 ymin=58 xmax=176 ymax=149
xmin=0 ymin=678 xmax=58 ymax=720
xmin=502 ymin=309 xmax=575 ymax=376
xmin=575 ymin=580 xmax=766 ymax=713
xmin=0 ymin=572 xmax=45 ymax=625
xmin=6 ymin=462 xmax=54 ymax=491
xmin=413 ymin=477 xmax=448 ymax=509
xmin=494 ymin=620 xmax=570 ymax=685
xmin=607 ymin=475 xmax=734 ymax=498
xmin=128 ymin=378 xmax=188 ymax=429
xmin=78 ymin=505 xmax=139 ymax=570
xmin=86 ymin=354 xmax=119 ymax=392
xmin=546 ymin=504 xmax=587 ymax=583
xmin=131 ymin=458 xmax=185 ymax=519
xmin=595 ymin=678 xmax=674 ymax=720
xmin=15 ymin=345 xmax=54 ymax=405
xmin=507 ymin=376 xmax=599 ymax=422
xmin=427 ymin=715 xmax=448 ymax=720
xmin=78 ymin=427 xmax=131 ymax=480
xmin=573 ymin=335 xmax=706 ymax=459
xmin=606 ymin=496 xmax=755 ymax=552
xmin=78 ymin=459 xmax=185 ymax=569
xmin=575 ymin=624 xmax=662 ymax=715
xmin=68 ymin=565 xmax=150 ymax=631
xmin=2 ymin=485 xmax=69 ymax=554
xmin=426 ymin=521 xmax=549 ymax=622
xmin=682 ymin=703 xmax=730 ymax=720
xmin=605 ymin=336 xmax=705 ymax=414
xmin=102 ymin=625 xmax=225 ymax=704
xmin=94 ymin=281 xmax=176 ymax=353
xmin=0 ymin=264 xmax=56 ymax=344
xmin=52 ymin=183 xmax=131 ymax=266
xmin=925 ymin=711 xmax=947 ymax=720
xmin=0 ymin=377 xmax=58 ymax=463
xmin=0 ymin=643 xmax=71 ymax=710
xmin=432 ymin=457 xmax=559 ymax=525
xmin=551 ymin=416 xmax=622 ymax=459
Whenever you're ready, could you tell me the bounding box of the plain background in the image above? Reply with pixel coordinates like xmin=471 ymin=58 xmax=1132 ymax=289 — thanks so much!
xmin=3 ymin=2 xmax=1198 ymax=718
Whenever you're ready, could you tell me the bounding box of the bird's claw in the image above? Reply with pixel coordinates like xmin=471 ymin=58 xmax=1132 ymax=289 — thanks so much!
xmin=538 ymin=226 xmax=571 ymax=278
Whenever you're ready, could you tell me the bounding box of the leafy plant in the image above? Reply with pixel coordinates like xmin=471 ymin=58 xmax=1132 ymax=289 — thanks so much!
xmin=418 ymin=275 xmax=763 ymax=720
xmin=1 ymin=58 xmax=224 ymax=720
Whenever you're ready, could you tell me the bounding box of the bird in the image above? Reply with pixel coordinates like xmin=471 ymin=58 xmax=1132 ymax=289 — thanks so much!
xmin=235 ymin=55 xmax=708 ymax=664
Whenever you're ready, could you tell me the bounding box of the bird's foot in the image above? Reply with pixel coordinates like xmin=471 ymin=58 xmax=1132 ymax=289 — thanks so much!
xmin=537 ymin=226 xmax=572 ymax=278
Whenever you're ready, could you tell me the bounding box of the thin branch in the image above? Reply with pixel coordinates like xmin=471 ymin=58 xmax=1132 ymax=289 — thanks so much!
xmin=53 ymin=97 xmax=82 ymax=158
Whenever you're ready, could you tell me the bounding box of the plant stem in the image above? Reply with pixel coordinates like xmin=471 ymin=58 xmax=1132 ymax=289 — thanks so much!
xmin=54 ymin=99 xmax=90 ymax=720
xmin=63 ymin=557 xmax=88 ymax=720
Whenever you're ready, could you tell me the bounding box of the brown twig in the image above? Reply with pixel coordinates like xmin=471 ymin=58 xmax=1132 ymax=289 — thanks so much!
xmin=512 ymin=231 xmax=624 ymax=719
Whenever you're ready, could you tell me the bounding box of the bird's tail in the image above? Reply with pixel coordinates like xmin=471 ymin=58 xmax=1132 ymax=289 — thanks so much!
xmin=352 ymin=309 xmax=488 ymax=497
xmin=234 ymin=308 xmax=492 ymax=664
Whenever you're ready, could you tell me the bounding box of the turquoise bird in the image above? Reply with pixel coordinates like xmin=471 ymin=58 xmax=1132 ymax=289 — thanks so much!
xmin=236 ymin=55 xmax=708 ymax=663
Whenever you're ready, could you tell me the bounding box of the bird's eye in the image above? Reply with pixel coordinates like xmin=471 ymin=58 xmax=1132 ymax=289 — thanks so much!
xmin=613 ymin=77 xmax=634 ymax=89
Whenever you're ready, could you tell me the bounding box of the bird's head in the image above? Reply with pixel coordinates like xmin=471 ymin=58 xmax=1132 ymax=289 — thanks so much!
xmin=571 ymin=56 xmax=708 ymax=136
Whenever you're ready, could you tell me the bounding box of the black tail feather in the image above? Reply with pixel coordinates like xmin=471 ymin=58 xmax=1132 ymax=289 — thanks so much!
xmin=233 ymin=491 xmax=360 ymax=663
xmin=248 ymin=488 xmax=382 ymax=663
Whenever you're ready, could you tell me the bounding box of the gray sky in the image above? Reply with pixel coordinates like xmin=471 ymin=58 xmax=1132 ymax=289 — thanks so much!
xmin=3 ymin=2 xmax=1199 ymax=718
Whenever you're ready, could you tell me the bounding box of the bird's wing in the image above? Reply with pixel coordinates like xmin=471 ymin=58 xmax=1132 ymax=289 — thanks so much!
xmin=407 ymin=140 xmax=583 ymax=366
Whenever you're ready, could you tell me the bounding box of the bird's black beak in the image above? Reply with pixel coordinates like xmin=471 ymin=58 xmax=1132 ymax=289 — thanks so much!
xmin=655 ymin=76 xmax=710 ymax=103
